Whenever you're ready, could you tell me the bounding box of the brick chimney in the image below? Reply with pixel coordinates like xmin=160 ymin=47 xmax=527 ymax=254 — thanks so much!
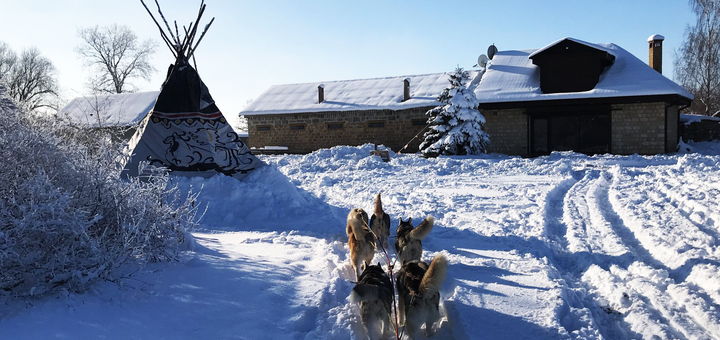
xmin=403 ymin=78 xmax=410 ymax=102
xmin=648 ymin=34 xmax=664 ymax=74
xmin=318 ymin=84 xmax=325 ymax=103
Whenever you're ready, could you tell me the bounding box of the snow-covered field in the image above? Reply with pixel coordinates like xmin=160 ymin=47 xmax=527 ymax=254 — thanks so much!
xmin=3 ymin=142 xmax=720 ymax=339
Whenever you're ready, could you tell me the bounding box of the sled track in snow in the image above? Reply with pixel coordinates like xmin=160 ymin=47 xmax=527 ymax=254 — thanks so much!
xmin=654 ymin=173 xmax=720 ymax=244
xmin=541 ymin=168 xmax=720 ymax=339
xmin=553 ymin=167 xmax=720 ymax=340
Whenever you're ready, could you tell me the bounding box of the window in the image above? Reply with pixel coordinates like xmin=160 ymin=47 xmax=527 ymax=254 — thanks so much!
xmin=411 ymin=119 xmax=426 ymax=126
xmin=327 ymin=122 xmax=344 ymax=130
xmin=290 ymin=124 xmax=305 ymax=130
xmin=256 ymin=125 xmax=271 ymax=131
xmin=368 ymin=121 xmax=385 ymax=128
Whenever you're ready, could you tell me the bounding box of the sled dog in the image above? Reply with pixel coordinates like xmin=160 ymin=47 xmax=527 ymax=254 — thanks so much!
xmin=369 ymin=192 xmax=391 ymax=251
xmin=396 ymin=254 xmax=448 ymax=339
xmin=395 ymin=216 xmax=434 ymax=265
xmin=349 ymin=263 xmax=394 ymax=340
xmin=347 ymin=207 xmax=375 ymax=280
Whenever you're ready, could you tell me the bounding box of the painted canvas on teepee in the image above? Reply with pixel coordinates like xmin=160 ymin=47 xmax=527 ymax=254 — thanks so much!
xmin=123 ymin=1 xmax=261 ymax=180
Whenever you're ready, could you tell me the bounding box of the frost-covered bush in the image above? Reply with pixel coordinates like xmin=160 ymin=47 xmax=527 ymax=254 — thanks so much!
xmin=0 ymin=85 xmax=200 ymax=297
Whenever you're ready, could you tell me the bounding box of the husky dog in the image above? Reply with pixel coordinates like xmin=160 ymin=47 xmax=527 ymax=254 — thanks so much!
xmin=396 ymin=254 xmax=448 ymax=339
xmin=349 ymin=263 xmax=394 ymax=340
xmin=395 ymin=216 xmax=434 ymax=265
xmin=347 ymin=207 xmax=375 ymax=280
xmin=369 ymin=192 xmax=391 ymax=251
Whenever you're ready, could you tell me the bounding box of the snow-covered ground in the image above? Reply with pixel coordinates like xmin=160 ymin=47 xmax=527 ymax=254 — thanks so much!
xmin=3 ymin=142 xmax=720 ymax=339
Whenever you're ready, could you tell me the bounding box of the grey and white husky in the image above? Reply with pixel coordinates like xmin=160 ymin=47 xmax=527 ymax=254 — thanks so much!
xmin=395 ymin=216 xmax=434 ymax=265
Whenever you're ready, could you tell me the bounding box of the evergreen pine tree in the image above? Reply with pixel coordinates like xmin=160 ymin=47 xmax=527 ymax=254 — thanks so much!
xmin=419 ymin=67 xmax=490 ymax=158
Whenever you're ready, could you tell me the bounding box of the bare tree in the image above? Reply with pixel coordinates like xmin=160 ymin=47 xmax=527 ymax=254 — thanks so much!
xmin=0 ymin=42 xmax=59 ymax=113
xmin=0 ymin=42 xmax=16 ymax=78
xmin=675 ymin=0 xmax=720 ymax=116
xmin=75 ymin=24 xmax=157 ymax=94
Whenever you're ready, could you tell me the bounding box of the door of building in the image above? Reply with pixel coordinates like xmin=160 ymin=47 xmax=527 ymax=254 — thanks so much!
xmin=530 ymin=109 xmax=610 ymax=156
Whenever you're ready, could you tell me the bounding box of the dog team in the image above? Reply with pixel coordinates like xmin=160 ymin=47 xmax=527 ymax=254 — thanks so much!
xmin=347 ymin=192 xmax=447 ymax=340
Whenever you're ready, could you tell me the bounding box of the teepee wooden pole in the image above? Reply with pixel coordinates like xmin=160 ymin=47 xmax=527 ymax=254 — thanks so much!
xmin=153 ymin=0 xmax=179 ymax=46
xmin=188 ymin=18 xmax=214 ymax=59
xmin=139 ymin=0 xmax=177 ymax=58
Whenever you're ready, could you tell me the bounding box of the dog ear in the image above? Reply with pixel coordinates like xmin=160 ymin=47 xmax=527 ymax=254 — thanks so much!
xmin=408 ymin=217 xmax=412 ymax=224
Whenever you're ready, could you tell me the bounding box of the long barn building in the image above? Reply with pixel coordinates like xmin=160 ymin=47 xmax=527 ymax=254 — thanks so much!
xmin=241 ymin=36 xmax=692 ymax=156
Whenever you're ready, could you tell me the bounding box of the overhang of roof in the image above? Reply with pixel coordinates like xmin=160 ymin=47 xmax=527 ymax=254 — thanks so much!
xmin=477 ymin=94 xmax=692 ymax=111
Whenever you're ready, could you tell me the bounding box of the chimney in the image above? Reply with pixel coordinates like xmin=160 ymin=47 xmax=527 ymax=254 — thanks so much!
xmin=648 ymin=34 xmax=664 ymax=74
xmin=403 ymin=78 xmax=410 ymax=102
xmin=318 ymin=84 xmax=325 ymax=103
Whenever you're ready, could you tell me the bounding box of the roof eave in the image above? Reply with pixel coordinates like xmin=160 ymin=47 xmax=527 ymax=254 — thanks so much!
xmin=476 ymin=94 xmax=693 ymax=111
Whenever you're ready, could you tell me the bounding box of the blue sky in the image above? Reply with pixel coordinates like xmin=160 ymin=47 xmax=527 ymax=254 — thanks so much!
xmin=1 ymin=1 xmax=695 ymax=118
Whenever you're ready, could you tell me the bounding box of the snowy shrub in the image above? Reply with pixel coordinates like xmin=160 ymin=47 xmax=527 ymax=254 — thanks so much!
xmin=420 ymin=66 xmax=490 ymax=158
xmin=0 ymin=85 xmax=200 ymax=297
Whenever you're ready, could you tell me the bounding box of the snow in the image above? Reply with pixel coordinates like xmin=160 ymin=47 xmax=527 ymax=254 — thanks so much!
xmin=527 ymin=37 xmax=616 ymax=59
xmin=473 ymin=39 xmax=693 ymax=103
xmin=648 ymin=34 xmax=665 ymax=42
xmin=240 ymin=72 xmax=479 ymax=116
xmin=681 ymin=113 xmax=720 ymax=125
xmin=58 ymin=91 xmax=159 ymax=127
xmin=3 ymin=141 xmax=720 ymax=339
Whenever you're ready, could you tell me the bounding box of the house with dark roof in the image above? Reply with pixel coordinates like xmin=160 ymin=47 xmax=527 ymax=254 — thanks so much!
xmin=474 ymin=36 xmax=692 ymax=156
xmin=241 ymin=36 xmax=692 ymax=156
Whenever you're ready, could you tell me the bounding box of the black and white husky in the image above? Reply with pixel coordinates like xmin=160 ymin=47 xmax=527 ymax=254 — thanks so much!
xmin=349 ymin=263 xmax=394 ymax=340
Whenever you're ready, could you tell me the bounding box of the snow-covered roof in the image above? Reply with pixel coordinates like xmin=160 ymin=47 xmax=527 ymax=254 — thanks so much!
xmin=240 ymin=72 xmax=476 ymax=116
xmin=59 ymin=91 xmax=159 ymax=128
xmin=527 ymin=37 xmax=615 ymax=59
xmin=473 ymin=39 xmax=693 ymax=104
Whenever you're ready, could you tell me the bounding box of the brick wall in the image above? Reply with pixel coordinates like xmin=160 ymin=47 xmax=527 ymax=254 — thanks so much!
xmin=247 ymin=107 xmax=434 ymax=153
xmin=665 ymin=105 xmax=679 ymax=152
xmin=483 ymin=108 xmax=528 ymax=155
xmin=611 ymin=102 xmax=667 ymax=154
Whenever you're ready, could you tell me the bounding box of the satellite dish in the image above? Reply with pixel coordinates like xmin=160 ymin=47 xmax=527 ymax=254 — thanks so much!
xmin=477 ymin=54 xmax=489 ymax=68
xmin=487 ymin=44 xmax=498 ymax=60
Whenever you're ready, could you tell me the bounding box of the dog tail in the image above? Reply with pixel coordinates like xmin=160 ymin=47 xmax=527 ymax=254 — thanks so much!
xmin=374 ymin=192 xmax=385 ymax=218
xmin=349 ymin=284 xmax=381 ymax=303
xmin=420 ymin=254 xmax=447 ymax=294
xmin=408 ymin=215 xmax=434 ymax=241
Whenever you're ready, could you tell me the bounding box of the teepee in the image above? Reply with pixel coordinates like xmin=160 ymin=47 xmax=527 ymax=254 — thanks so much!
xmin=123 ymin=1 xmax=261 ymax=179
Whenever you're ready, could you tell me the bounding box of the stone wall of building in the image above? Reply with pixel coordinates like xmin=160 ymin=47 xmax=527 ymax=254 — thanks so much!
xmin=665 ymin=104 xmax=679 ymax=152
xmin=246 ymin=107 xmax=433 ymax=153
xmin=611 ymin=102 xmax=667 ymax=154
xmin=483 ymin=108 xmax=528 ymax=156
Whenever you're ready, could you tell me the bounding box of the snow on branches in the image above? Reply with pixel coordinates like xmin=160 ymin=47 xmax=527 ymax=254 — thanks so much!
xmin=419 ymin=67 xmax=490 ymax=158
xmin=0 ymin=85 xmax=200 ymax=298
